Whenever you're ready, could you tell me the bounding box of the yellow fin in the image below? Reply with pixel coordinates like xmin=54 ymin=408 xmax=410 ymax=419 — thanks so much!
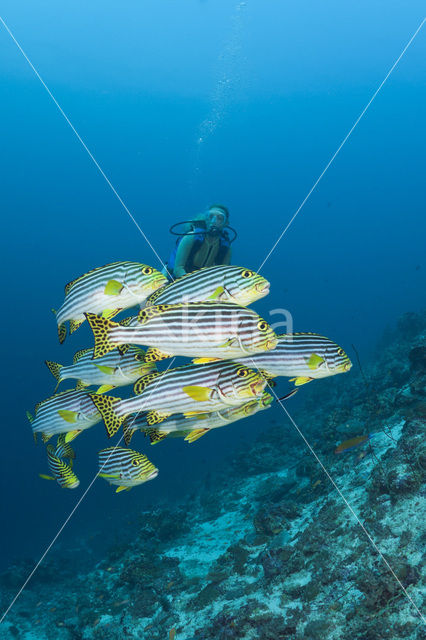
xmin=96 ymin=384 xmax=116 ymax=394
xmin=183 ymin=385 xmax=212 ymax=402
xmin=146 ymin=410 xmax=170 ymax=426
xmin=84 ymin=313 xmax=119 ymax=359
xmin=116 ymin=485 xmax=131 ymax=493
xmin=75 ymin=380 xmax=88 ymax=391
xmin=58 ymin=409 xmax=78 ymax=423
xmin=145 ymin=347 xmax=172 ymax=363
xmin=104 ymin=279 xmax=124 ymax=295
xmin=102 ymin=308 xmax=121 ymax=319
xmin=306 ymin=353 xmax=324 ymax=370
xmin=94 ymin=364 xmax=116 ymax=375
xmin=184 ymin=428 xmax=210 ymax=443
xmin=98 ymin=472 xmax=119 ymax=479
xmin=183 ymin=411 xmax=206 ymax=418
xmin=289 ymin=376 xmax=313 ymax=387
xmin=41 ymin=433 xmax=52 ymax=443
xmin=64 ymin=430 xmax=81 ymax=443
xmin=192 ymin=357 xmax=220 ymax=364
xmin=39 ymin=474 xmax=55 ymax=481
xmin=70 ymin=318 xmax=85 ymax=334
xmin=207 ymin=285 xmax=225 ymax=300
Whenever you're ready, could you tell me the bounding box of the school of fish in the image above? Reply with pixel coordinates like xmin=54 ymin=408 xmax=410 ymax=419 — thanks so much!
xmin=27 ymin=261 xmax=352 ymax=493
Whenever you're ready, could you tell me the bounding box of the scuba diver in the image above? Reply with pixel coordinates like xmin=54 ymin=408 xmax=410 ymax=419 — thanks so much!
xmin=165 ymin=205 xmax=237 ymax=279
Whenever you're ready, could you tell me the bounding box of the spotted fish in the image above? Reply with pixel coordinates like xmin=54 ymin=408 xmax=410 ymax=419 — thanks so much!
xmin=27 ymin=389 xmax=102 ymax=442
xmin=238 ymin=333 xmax=352 ymax=386
xmin=45 ymin=346 xmax=156 ymax=394
xmin=122 ymin=391 xmax=275 ymax=445
xmin=39 ymin=444 xmax=80 ymax=489
xmin=144 ymin=264 xmax=270 ymax=308
xmin=98 ymin=447 xmax=158 ymax=492
xmin=90 ymin=361 xmax=267 ymax=437
xmin=85 ymin=301 xmax=277 ymax=362
xmin=53 ymin=261 xmax=167 ymax=343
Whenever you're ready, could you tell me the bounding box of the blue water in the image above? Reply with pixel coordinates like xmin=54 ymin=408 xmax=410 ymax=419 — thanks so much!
xmin=0 ymin=0 xmax=425 ymax=591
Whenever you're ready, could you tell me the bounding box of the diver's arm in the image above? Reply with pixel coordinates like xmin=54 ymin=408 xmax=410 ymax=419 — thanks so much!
xmin=173 ymin=235 xmax=194 ymax=278
xmin=221 ymin=247 xmax=232 ymax=266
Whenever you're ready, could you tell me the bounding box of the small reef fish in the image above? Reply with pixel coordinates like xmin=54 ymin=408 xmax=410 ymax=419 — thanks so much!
xmin=98 ymin=447 xmax=158 ymax=492
xmin=90 ymin=361 xmax=267 ymax=436
xmin=85 ymin=301 xmax=277 ymax=362
xmin=122 ymin=391 xmax=275 ymax=444
xmin=45 ymin=346 xmax=156 ymax=394
xmin=144 ymin=264 xmax=270 ymax=308
xmin=335 ymin=434 xmax=372 ymax=454
xmin=27 ymin=389 xmax=102 ymax=442
xmin=53 ymin=261 xmax=167 ymax=343
xmin=238 ymin=333 xmax=352 ymax=385
xmin=39 ymin=443 xmax=80 ymax=489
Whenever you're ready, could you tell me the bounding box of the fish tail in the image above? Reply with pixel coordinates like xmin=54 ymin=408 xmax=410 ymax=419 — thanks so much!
xmin=89 ymin=393 xmax=124 ymax=438
xmin=45 ymin=361 xmax=63 ymax=391
xmin=85 ymin=313 xmax=119 ymax=359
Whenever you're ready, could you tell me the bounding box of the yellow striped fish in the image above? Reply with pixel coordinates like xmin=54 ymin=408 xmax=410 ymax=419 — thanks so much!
xmin=27 ymin=389 xmax=102 ymax=442
xmin=85 ymin=301 xmax=277 ymax=362
xmin=39 ymin=444 xmax=80 ymax=489
xmin=53 ymin=261 xmax=167 ymax=343
xmin=144 ymin=265 xmax=270 ymax=308
xmin=238 ymin=333 xmax=352 ymax=386
xmin=122 ymin=391 xmax=274 ymax=445
xmin=45 ymin=346 xmax=156 ymax=394
xmin=98 ymin=447 xmax=158 ymax=492
xmin=90 ymin=361 xmax=267 ymax=437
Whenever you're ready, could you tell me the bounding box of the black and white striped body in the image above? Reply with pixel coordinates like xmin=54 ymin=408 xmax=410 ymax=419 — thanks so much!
xmin=31 ymin=390 xmax=101 ymax=438
xmin=60 ymin=347 xmax=156 ymax=388
xmin=238 ymin=333 xmax=352 ymax=379
xmin=104 ymin=302 xmax=277 ymax=360
xmin=56 ymin=261 xmax=166 ymax=325
xmin=125 ymin=392 xmax=273 ymax=437
xmin=98 ymin=447 xmax=158 ymax=488
xmin=144 ymin=265 xmax=270 ymax=308
xmin=116 ymin=361 xmax=267 ymax=418
xmin=46 ymin=445 xmax=80 ymax=489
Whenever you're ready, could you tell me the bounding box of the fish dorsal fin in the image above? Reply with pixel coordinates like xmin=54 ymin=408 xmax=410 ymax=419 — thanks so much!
xmin=34 ymin=389 xmax=76 ymax=414
xmin=73 ymin=348 xmax=92 ymax=364
xmin=119 ymin=316 xmax=134 ymax=327
xmin=144 ymin=428 xmax=168 ymax=444
xmin=133 ymin=371 xmax=163 ymax=395
xmin=137 ymin=304 xmax=177 ymax=324
xmin=64 ymin=262 xmax=123 ymax=296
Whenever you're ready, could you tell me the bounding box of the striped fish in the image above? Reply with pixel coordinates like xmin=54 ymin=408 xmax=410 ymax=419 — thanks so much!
xmin=54 ymin=433 xmax=76 ymax=462
xmin=28 ymin=389 xmax=102 ymax=442
xmin=90 ymin=361 xmax=267 ymax=437
xmin=54 ymin=261 xmax=167 ymax=343
xmin=144 ymin=265 xmax=270 ymax=308
xmin=39 ymin=444 xmax=80 ymax=489
xmin=237 ymin=333 xmax=352 ymax=386
xmin=45 ymin=346 xmax=156 ymax=394
xmin=85 ymin=301 xmax=278 ymax=362
xmin=122 ymin=391 xmax=274 ymax=445
xmin=98 ymin=447 xmax=158 ymax=492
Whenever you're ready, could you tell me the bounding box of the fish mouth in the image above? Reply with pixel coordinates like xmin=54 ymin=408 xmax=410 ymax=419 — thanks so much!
xmin=250 ymin=380 xmax=265 ymax=396
xmin=69 ymin=480 xmax=80 ymax=489
xmin=147 ymin=469 xmax=159 ymax=481
xmin=255 ymin=282 xmax=270 ymax=296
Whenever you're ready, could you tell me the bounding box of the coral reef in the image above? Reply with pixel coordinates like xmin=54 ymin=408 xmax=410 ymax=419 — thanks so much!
xmin=1 ymin=310 xmax=425 ymax=639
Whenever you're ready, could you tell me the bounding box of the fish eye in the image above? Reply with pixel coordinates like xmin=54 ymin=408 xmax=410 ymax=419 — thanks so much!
xmin=257 ymin=320 xmax=268 ymax=332
xmin=241 ymin=269 xmax=253 ymax=279
xmin=142 ymin=266 xmax=153 ymax=275
xmin=237 ymin=367 xmax=249 ymax=377
xmin=131 ymin=458 xmax=141 ymax=466
xmin=337 ymin=348 xmax=344 ymax=356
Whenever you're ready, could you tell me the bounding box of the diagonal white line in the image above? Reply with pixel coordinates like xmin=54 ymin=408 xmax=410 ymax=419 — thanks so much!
xmin=0 ymin=15 xmax=171 ymax=279
xmin=266 ymin=382 xmax=425 ymax=624
xmin=0 ymin=357 xmax=177 ymax=623
xmin=257 ymin=17 xmax=426 ymax=273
